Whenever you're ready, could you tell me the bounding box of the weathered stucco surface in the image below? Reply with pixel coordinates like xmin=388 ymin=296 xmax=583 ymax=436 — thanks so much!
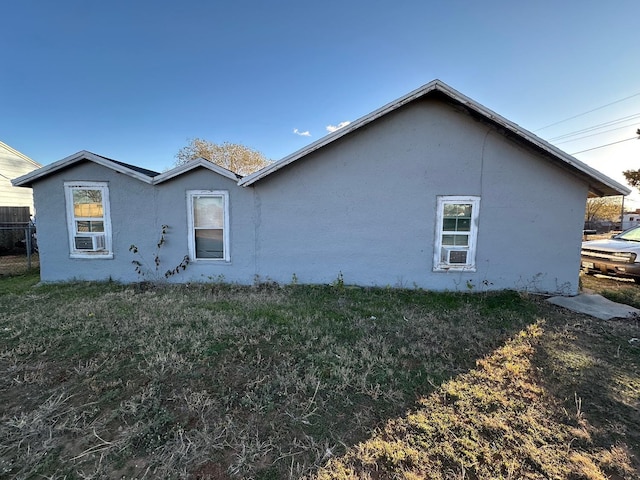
xmin=252 ymin=99 xmax=587 ymax=293
xmin=31 ymin=98 xmax=587 ymax=293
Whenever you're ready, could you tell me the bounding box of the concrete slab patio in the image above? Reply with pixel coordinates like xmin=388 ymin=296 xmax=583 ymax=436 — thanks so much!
xmin=547 ymin=293 xmax=640 ymax=320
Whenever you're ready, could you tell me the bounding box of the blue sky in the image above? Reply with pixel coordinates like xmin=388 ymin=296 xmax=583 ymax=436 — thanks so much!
xmin=2 ymin=1 xmax=640 ymax=199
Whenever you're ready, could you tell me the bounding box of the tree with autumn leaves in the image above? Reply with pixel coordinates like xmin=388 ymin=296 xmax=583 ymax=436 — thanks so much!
xmin=585 ymin=196 xmax=623 ymax=225
xmin=175 ymin=138 xmax=271 ymax=177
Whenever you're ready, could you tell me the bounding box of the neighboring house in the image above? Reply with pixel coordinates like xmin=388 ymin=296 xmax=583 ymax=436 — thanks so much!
xmin=0 ymin=141 xmax=41 ymax=216
xmin=12 ymin=80 xmax=630 ymax=294
xmin=621 ymin=210 xmax=640 ymax=231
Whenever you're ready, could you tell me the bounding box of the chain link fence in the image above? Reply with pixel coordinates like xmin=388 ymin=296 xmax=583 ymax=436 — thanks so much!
xmin=0 ymin=223 xmax=39 ymax=275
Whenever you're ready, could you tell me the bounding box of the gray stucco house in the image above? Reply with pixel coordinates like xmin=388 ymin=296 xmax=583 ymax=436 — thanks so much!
xmin=12 ymin=80 xmax=630 ymax=294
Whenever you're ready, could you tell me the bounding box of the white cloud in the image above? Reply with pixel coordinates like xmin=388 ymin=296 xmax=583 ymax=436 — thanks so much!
xmin=326 ymin=121 xmax=351 ymax=133
xmin=293 ymin=128 xmax=311 ymax=137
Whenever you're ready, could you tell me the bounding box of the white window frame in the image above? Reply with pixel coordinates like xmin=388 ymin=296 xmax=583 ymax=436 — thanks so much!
xmin=433 ymin=195 xmax=480 ymax=272
xmin=187 ymin=190 xmax=230 ymax=262
xmin=64 ymin=181 xmax=113 ymax=259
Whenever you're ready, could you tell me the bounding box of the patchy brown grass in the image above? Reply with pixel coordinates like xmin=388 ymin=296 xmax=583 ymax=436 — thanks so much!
xmin=311 ymin=276 xmax=640 ymax=479
xmin=312 ymin=317 xmax=640 ymax=479
xmin=0 ymin=273 xmax=639 ymax=479
xmin=0 ymin=253 xmax=39 ymax=277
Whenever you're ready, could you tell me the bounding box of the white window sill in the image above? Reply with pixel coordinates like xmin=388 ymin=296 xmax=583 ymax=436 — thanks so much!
xmin=191 ymin=258 xmax=231 ymax=264
xmin=433 ymin=265 xmax=477 ymax=272
xmin=70 ymin=253 xmax=114 ymax=260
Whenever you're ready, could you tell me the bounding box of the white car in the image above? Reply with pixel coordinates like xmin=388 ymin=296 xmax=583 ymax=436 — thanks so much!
xmin=581 ymin=226 xmax=640 ymax=283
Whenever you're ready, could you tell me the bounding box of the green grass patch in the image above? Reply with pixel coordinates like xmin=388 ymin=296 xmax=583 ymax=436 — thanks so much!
xmin=0 ymin=270 xmax=40 ymax=295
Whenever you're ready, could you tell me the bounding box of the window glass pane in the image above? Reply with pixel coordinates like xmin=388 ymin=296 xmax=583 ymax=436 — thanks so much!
xmin=442 ymin=235 xmax=455 ymax=246
xmin=443 ymin=218 xmax=472 ymax=232
xmin=194 ymin=196 xmax=223 ymax=228
xmin=442 ymin=218 xmax=457 ymax=231
xmin=443 ymin=203 xmax=471 ymax=217
xmin=443 ymin=204 xmax=457 ymax=216
xmin=76 ymin=221 xmax=104 ymax=233
xmin=195 ymin=229 xmax=223 ymax=258
xmin=443 ymin=204 xmax=472 ymax=232
xmin=444 ymin=203 xmax=471 ymax=216
xmin=454 ymin=235 xmax=469 ymax=246
xmin=457 ymin=218 xmax=471 ymax=232
xmin=73 ymin=189 xmax=103 ymax=218
xmin=442 ymin=236 xmax=469 ymax=247
xmin=459 ymin=204 xmax=472 ymax=217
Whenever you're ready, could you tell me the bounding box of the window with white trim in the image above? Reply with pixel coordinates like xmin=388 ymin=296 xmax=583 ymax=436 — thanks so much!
xmin=187 ymin=190 xmax=230 ymax=261
xmin=64 ymin=182 xmax=112 ymax=258
xmin=433 ymin=196 xmax=480 ymax=271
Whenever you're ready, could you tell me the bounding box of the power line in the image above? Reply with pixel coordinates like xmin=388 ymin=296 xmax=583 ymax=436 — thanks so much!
xmin=554 ymin=121 xmax=640 ymax=145
xmin=535 ymin=91 xmax=640 ymax=132
xmin=548 ymin=113 xmax=640 ymax=142
xmin=570 ymin=136 xmax=638 ymax=155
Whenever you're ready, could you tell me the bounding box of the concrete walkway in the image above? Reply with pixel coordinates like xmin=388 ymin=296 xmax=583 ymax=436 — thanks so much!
xmin=547 ymin=293 xmax=640 ymax=320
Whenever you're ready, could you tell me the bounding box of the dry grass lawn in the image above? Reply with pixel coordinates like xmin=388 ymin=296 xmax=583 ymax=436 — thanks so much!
xmin=0 ymin=272 xmax=639 ymax=479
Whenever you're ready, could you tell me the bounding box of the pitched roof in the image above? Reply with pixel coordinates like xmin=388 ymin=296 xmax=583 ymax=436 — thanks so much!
xmin=92 ymin=153 xmax=161 ymax=178
xmin=12 ymin=150 xmax=160 ymax=187
xmin=0 ymin=141 xmax=42 ymax=169
xmin=239 ymin=80 xmax=630 ymax=197
xmin=153 ymin=158 xmax=240 ymax=184
xmin=11 ymin=150 xmax=240 ymax=187
xmin=11 ymin=80 xmax=631 ymax=197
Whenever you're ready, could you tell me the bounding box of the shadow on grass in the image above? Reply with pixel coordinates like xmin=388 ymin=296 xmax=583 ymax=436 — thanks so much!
xmin=533 ymin=303 xmax=640 ymax=477
xmin=311 ymin=303 xmax=640 ymax=479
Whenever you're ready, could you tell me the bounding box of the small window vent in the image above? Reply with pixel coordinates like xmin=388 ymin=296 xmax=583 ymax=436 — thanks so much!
xmin=442 ymin=247 xmax=468 ymax=265
xmin=74 ymin=235 xmax=106 ymax=251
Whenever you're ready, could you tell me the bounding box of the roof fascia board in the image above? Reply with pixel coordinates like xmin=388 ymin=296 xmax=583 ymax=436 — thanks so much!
xmin=434 ymin=83 xmax=631 ymax=196
xmin=240 ymin=80 xmax=629 ymax=196
xmin=152 ymin=158 xmax=239 ymax=184
xmin=12 ymin=150 xmax=155 ymax=187
xmin=0 ymin=141 xmax=42 ymax=168
xmin=240 ymin=80 xmax=442 ymax=186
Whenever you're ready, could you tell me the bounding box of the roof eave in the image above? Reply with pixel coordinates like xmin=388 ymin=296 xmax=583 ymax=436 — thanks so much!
xmin=12 ymin=151 xmax=156 ymax=187
xmin=153 ymin=158 xmax=240 ymax=184
xmin=239 ymin=79 xmax=629 ymax=197
xmin=239 ymin=80 xmax=444 ymax=187
xmin=443 ymin=90 xmax=631 ymax=197
xmin=0 ymin=141 xmax=42 ymax=169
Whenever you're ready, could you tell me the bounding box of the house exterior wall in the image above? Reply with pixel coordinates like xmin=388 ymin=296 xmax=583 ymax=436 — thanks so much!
xmin=30 ymin=98 xmax=588 ymax=294
xmin=33 ymin=161 xmax=256 ymax=283
xmin=152 ymin=169 xmax=256 ymax=284
xmin=621 ymin=212 xmax=640 ymax=231
xmin=33 ymin=162 xmax=157 ymax=282
xmin=251 ymin=99 xmax=586 ymax=294
xmin=0 ymin=143 xmax=40 ymax=215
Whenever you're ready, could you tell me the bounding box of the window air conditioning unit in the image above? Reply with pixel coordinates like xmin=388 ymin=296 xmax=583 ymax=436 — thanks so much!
xmin=74 ymin=235 xmax=106 ymax=251
xmin=442 ymin=247 xmax=468 ymax=265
